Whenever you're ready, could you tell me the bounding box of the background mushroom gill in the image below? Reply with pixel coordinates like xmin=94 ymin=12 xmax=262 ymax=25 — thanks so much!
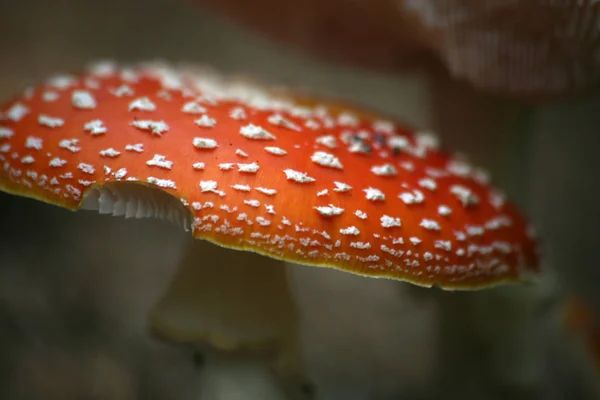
xmin=196 ymin=0 xmax=600 ymax=100
xmin=0 ymin=1 xmax=599 ymax=400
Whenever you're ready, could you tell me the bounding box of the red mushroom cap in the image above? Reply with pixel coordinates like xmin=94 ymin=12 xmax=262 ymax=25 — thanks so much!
xmin=0 ymin=61 xmax=540 ymax=289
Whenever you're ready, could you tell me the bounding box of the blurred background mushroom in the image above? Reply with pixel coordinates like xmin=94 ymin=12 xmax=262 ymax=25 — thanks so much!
xmin=194 ymin=0 xmax=600 ymax=99
xmin=0 ymin=0 xmax=599 ymax=400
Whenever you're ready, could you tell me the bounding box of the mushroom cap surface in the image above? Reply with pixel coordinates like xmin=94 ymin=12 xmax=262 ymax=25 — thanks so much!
xmin=0 ymin=61 xmax=540 ymax=289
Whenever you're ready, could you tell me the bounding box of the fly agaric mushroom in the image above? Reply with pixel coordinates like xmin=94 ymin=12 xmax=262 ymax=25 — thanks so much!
xmin=0 ymin=61 xmax=540 ymax=395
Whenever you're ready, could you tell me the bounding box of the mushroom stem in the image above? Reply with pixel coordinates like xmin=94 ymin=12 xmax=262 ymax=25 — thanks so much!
xmin=195 ymin=349 xmax=298 ymax=400
xmin=148 ymin=238 xmax=308 ymax=398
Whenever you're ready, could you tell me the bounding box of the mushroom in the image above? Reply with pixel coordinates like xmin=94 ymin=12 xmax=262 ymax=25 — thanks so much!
xmin=0 ymin=61 xmax=540 ymax=396
xmin=195 ymin=0 xmax=600 ymax=99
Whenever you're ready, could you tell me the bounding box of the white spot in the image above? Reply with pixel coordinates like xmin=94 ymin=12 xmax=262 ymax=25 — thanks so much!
xmin=490 ymin=191 xmax=506 ymax=210
xmin=21 ymin=155 xmax=35 ymax=164
xmin=415 ymin=131 xmax=440 ymax=151
xmin=71 ymin=90 xmax=96 ymax=109
xmin=388 ymin=136 xmax=409 ymax=150
xmin=129 ymin=97 xmax=156 ymax=112
xmin=237 ymin=162 xmax=260 ymax=173
xmin=409 ymin=237 xmax=422 ymax=246
xmin=130 ymin=120 xmax=169 ymax=135
xmin=115 ymin=168 xmax=127 ymax=179
xmin=229 ymin=107 xmax=247 ymax=120
xmin=84 ymin=119 xmax=107 ymax=135
xmin=25 ymin=171 xmax=38 ymax=180
xmin=192 ymin=202 xmax=202 ymax=211
xmin=485 ymin=216 xmax=513 ymax=230
xmin=337 ymin=112 xmax=359 ymax=126
xmin=49 ymin=157 xmax=67 ymax=167
xmin=240 ymin=124 xmax=276 ymax=140
xmin=199 ymin=180 xmax=219 ymax=193
xmin=371 ymin=164 xmax=397 ymax=176
xmin=193 ymin=137 xmax=218 ymax=149
xmin=340 ymin=226 xmax=360 ymax=235
xmin=265 ymin=146 xmax=287 ymax=156
xmin=232 ymin=184 xmax=251 ymax=192
xmin=220 ymin=205 xmax=237 ymax=213
xmin=438 ymin=205 xmax=452 ymax=216
xmin=181 ymin=101 xmax=207 ymax=114
xmin=38 ymin=114 xmax=64 ymax=128
xmin=99 ymin=148 xmax=121 ymax=158
xmin=192 ymin=162 xmax=206 ymax=170
xmin=87 ymin=60 xmax=117 ymax=76
xmin=434 ymin=240 xmax=452 ymax=251
xmin=447 ymin=159 xmax=472 ymax=177
xmin=25 ymin=136 xmax=42 ymax=150
xmin=316 ymin=135 xmax=337 ymax=149
xmin=355 ymin=210 xmax=367 ymax=219
xmin=420 ymin=219 xmax=441 ymax=231
xmin=0 ymin=127 xmax=14 ymax=139
xmin=466 ymin=225 xmax=484 ymax=236
xmin=78 ymin=163 xmax=95 ymax=174
xmin=267 ymin=113 xmax=301 ymax=131
xmin=244 ymin=199 xmax=260 ymax=208
xmin=219 ymin=163 xmax=235 ymax=171
xmin=195 ymin=115 xmax=217 ymax=128
xmin=78 ymin=179 xmax=95 ymax=187
xmin=110 ymin=84 xmax=134 ymax=97
xmin=147 ymin=154 xmax=173 ymax=169
xmin=255 ymin=187 xmax=277 ymax=196
xmin=373 ymin=120 xmax=395 ymax=133
xmin=450 ymin=185 xmax=479 ymax=206
xmin=284 ymin=169 xmax=315 ymax=183
xmin=236 ymin=211 xmax=252 ymax=221
xmin=317 ymin=189 xmax=328 ymax=197
xmin=311 ymin=151 xmax=343 ymax=169
xmin=265 ymin=204 xmax=276 ymax=215
xmin=350 ymin=241 xmax=371 ymax=250
xmin=256 ymin=217 xmax=271 ymax=226
xmin=455 ymin=231 xmax=467 ymax=241
xmin=147 ymin=177 xmax=176 ymax=189
xmin=399 ymin=190 xmax=425 ymax=205
xmin=125 ymin=143 xmax=144 ymax=153
xmin=314 ymin=204 xmax=344 ymax=216
xmin=399 ymin=162 xmax=414 ymax=171
xmin=59 ymin=139 xmax=81 ymax=153
xmin=0 ymin=144 xmax=11 ymax=153
xmin=157 ymin=90 xmax=171 ymax=101
xmin=364 ymin=187 xmax=385 ymax=201
xmin=236 ymin=149 xmax=248 ymax=158
xmin=333 ymin=181 xmax=352 ymax=192
xmin=42 ymin=91 xmax=59 ymax=102
xmin=7 ymin=103 xmax=29 ymax=121
xmin=305 ymin=120 xmax=320 ymax=130
xmin=65 ymin=184 xmax=82 ymax=198
xmin=47 ymin=74 xmax=76 ymax=89
xmin=347 ymin=142 xmax=371 ymax=154
xmin=418 ymin=178 xmax=437 ymax=191
xmin=381 ymin=215 xmax=402 ymax=228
